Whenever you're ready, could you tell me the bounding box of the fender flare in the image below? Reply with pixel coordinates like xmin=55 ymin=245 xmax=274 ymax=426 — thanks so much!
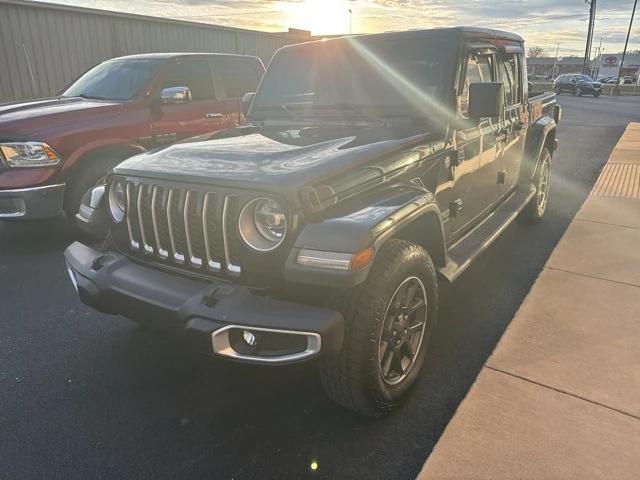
xmin=284 ymin=184 xmax=446 ymax=288
xmin=60 ymin=139 xmax=146 ymax=175
xmin=521 ymin=116 xmax=557 ymax=183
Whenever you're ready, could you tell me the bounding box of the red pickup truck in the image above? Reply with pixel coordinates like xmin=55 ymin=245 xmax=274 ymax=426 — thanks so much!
xmin=0 ymin=53 xmax=265 ymax=221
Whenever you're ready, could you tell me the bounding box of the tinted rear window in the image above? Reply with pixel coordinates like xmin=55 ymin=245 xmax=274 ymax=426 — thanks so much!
xmin=214 ymin=57 xmax=262 ymax=99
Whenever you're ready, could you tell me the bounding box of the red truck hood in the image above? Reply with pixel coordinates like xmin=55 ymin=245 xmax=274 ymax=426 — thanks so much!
xmin=0 ymin=97 xmax=123 ymax=138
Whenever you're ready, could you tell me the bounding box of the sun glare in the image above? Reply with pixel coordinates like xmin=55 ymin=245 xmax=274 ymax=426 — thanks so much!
xmin=281 ymin=0 xmax=352 ymax=35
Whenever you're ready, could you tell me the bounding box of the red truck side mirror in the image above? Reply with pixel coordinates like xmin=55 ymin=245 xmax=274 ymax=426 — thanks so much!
xmin=161 ymin=86 xmax=192 ymax=105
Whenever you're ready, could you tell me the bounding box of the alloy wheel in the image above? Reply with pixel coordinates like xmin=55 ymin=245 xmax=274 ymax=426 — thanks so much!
xmin=537 ymin=160 xmax=550 ymax=217
xmin=377 ymin=276 xmax=428 ymax=386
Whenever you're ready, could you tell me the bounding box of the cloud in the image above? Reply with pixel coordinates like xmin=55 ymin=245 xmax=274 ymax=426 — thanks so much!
xmin=41 ymin=0 xmax=639 ymax=56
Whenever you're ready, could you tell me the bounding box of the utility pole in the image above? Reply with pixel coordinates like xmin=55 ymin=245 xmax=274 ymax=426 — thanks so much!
xmin=613 ymin=0 xmax=637 ymax=95
xmin=583 ymin=0 xmax=597 ymax=74
xmin=594 ymin=37 xmax=603 ymax=78
xmin=552 ymin=42 xmax=560 ymax=79
xmin=349 ymin=8 xmax=352 ymax=35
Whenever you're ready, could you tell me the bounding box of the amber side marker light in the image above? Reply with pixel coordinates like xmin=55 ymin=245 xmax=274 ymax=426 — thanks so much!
xmin=296 ymin=247 xmax=375 ymax=271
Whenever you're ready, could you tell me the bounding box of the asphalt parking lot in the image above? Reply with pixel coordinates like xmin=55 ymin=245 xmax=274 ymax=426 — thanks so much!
xmin=2 ymin=95 xmax=639 ymax=480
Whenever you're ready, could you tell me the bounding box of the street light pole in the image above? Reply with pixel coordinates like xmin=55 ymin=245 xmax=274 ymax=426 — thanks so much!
xmin=613 ymin=0 xmax=638 ymax=96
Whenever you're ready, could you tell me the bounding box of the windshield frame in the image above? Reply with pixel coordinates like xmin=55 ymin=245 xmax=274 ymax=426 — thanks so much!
xmin=248 ymin=31 xmax=459 ymax=124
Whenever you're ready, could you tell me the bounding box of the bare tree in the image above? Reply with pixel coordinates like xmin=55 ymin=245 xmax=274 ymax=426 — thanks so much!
xmin=528 ymin=46 xmax=547 ymax=58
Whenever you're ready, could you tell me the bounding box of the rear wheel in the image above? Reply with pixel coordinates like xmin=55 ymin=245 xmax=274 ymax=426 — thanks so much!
xmin=319 ymin=239 xmax=438 ymax=416
xmin=521 ymin=148 xmax=551 ymax=223
xmin=594 ymin=92 xmax=601 ymax=97
xmin=573 ymin=86 xmax=582 ymax=97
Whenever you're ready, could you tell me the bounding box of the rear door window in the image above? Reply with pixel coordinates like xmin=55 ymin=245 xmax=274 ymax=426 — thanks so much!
xmin=500 ymin=53 xmax=521 ymax=106
xmin=212 ymin=57 xmax=262 ymax=99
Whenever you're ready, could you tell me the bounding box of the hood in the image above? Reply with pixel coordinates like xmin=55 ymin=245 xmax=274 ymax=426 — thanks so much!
xmin=114 ymin=124 xmax=433 ymax=206
xmin=0 ymin=97 xmax=123 ymax=138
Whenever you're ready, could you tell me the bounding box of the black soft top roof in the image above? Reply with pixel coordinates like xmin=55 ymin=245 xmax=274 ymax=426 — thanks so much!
xmin=282 ymin=26 xmax=523 ymax=52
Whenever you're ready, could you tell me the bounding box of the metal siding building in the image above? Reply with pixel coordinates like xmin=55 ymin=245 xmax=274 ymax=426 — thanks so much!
xmin=0 ymin=0 xmax=312 ymax=102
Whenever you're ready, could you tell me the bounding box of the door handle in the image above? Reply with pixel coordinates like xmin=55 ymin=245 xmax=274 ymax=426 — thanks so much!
xmin=205 ymin=113 xmax=224 ymax=119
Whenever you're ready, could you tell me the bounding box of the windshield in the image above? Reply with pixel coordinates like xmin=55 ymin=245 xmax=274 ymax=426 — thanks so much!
xmin=62 ymin=58 xmax=165 ymax=101
xmin=250 ymin=34 xmax=456 ymax=122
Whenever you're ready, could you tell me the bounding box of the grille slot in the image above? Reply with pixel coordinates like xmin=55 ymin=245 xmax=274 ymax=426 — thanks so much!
xmin=124 ymin=181 xmax=240 ymax=275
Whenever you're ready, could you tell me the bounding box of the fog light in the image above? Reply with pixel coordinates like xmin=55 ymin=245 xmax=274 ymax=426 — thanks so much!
xmin=243 ymin=330 xmax=257 ymax=347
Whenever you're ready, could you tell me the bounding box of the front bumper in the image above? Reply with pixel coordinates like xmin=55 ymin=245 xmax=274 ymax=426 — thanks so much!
xmin=64 ymin=242 xmax=344 ymax=364
xmin=0 ymin=183 xmax=65 ymax=219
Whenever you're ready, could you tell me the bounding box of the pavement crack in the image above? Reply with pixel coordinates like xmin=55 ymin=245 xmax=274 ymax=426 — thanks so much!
xmin=484 ymin=365 xmax=640 ymax=421
xmin=545 ymin=266 xmax=640 ymax=289
xmin=574 ymin=218 xmax=640 ymax=231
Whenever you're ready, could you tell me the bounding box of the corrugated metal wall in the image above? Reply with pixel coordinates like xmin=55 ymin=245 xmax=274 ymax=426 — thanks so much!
xmin=0 ymin=0 xmax=311 ymax=102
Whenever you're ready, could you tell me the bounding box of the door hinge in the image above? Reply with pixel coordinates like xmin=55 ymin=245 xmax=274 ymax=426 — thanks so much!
xmin=449 ymin=199 xmax=464 ymax=217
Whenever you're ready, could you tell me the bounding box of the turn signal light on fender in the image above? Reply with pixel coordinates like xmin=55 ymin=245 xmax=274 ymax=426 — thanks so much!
xmin=296 ymin=246 xmax=375 ymax=271
xmin=350 ymin=247 xmax=375 ymax=270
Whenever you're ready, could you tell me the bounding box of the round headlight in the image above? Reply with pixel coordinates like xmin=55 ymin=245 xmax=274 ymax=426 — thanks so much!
xmin=238 ymin=197 xmax=287 ymax=252
xmin=109 ymin=180 xmax=127 ymax=223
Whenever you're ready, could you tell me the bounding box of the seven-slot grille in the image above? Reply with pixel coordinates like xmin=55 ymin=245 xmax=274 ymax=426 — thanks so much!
xmin=123 ymin=181 xmax=242 ymax=276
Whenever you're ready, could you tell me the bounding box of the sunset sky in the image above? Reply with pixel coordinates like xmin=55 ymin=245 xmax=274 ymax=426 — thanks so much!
xmin=44 ymin=0 xmax=639 ymax=57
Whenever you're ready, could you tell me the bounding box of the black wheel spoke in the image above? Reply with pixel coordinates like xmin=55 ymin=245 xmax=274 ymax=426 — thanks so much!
xmin=407 ymin=298 xmax=425 ymax=314
xmin=391 ymin=351 xmax=404 ymax=375
xmin=401 ymin=340 xmax=414 ymax=359
xmin=407 ymin=320 xmax=425 ymax=333
xmin=381 ymin=345 xmax=394 ymax=376
xmin=403 ymin=281 xmax=418 ymax=307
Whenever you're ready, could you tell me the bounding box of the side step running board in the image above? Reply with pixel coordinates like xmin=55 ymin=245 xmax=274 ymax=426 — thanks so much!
xmin=439 ymin=186 xmax=536 ymax=283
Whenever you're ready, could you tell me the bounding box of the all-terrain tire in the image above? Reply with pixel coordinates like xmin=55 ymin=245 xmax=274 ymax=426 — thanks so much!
xmin=521 ymin=148 xmax=551 ymax=223
xmin=319 ymin=239 xmax=438 ymax=417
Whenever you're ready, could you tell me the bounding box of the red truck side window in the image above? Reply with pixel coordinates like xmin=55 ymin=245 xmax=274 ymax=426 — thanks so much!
xmin=161 ymin=60 xmax=216 ymax=101
xmin=212 ymin=58 xmax=262 ymax=99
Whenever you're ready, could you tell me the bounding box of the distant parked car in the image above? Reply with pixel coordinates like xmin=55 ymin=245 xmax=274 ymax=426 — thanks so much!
xmin=622 ymin=76 xmax=636 ymax=85
xmin=0 ymin=53 xmax=265 ymax=224
xmin=554 ymin=74 xmax=602 ymax=97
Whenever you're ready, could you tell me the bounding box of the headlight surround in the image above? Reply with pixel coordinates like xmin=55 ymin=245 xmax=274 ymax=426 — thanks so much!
xmin=238 ymin=197 xmax=287 ymax=252
xmin=108 ymin=179 xmax=127 ymax=223
xmin=0 ymin=142 xmax=61 ymax=168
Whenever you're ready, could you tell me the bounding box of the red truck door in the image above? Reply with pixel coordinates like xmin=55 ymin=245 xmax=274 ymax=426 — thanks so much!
xmin=150 ymin=57 xmax=227 ymax=144
xmin=209 ymin=56 xmax=265 ymax=128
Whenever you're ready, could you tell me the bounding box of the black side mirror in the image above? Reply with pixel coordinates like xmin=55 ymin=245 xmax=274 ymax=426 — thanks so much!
xmin=468 ymin=82 xmax=504 ymax=119
xmin=242 ymin=92 xmax=256 ymax=118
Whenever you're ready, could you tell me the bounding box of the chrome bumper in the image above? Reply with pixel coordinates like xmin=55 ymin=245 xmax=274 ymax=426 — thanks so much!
xmin=0 ymin=183 xmax=65 ymax=219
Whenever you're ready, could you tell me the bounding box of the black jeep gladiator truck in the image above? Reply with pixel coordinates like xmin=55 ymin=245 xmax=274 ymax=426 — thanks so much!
xmin=65 ymin=27 xmax=561 ymax=416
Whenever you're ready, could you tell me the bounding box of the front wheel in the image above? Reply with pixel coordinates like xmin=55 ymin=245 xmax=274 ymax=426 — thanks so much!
xmin=554 ymin=86 xmax=561 ymax=95
xmin=573 ymin=86 xmax=582 ymax=97
xmin=319 ymin=239 xmax=438 ymax=416
xmin=594 ymin=92 xmax=601 ymax=97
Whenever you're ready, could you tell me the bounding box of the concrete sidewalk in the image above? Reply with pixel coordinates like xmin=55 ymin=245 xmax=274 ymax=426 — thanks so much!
xmin=418 ymin=123 xmax=640 ymax=480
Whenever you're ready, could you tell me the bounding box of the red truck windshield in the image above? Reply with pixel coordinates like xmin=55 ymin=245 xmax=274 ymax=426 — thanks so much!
xmin=251 ymin=35 xmax=455 ymax=120
xmin=62 ymin=58 xmax=165 ymax=101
